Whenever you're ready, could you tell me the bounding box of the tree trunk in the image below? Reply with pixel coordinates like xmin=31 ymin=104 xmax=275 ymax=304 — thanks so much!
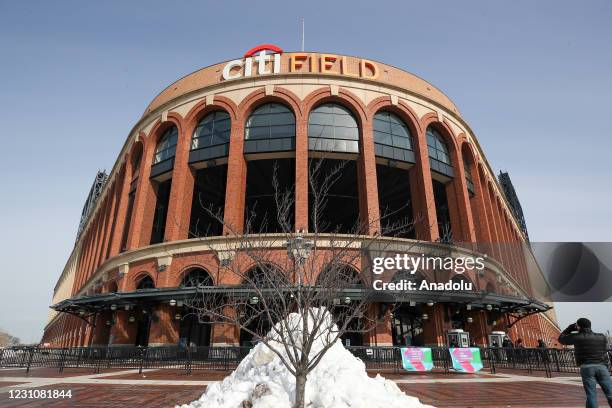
xmin=294 ymin=373 xmax=307 ymax=408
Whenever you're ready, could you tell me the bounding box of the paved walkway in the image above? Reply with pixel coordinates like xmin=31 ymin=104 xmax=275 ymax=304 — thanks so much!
xmin=0 ymin=367 xmax=609 ymax=407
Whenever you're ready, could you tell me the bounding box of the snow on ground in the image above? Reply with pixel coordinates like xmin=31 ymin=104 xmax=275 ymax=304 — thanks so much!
xmin=177 ymin=309 xmax=434 ymax=408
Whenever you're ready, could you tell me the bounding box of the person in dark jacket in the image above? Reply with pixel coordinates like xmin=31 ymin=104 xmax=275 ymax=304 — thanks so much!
xmin=558 ymin=318 xmax=612 ymax=408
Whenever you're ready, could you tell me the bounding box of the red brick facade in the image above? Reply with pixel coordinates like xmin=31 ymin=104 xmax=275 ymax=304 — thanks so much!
xmin=41 ymin=52 xmax=560 ymax=349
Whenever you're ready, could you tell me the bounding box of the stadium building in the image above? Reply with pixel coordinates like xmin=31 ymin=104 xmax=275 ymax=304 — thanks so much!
xmin=41 ymin=46 xmax=560 ymax=349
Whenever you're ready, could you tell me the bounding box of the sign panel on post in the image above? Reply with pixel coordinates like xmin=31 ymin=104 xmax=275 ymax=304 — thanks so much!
xmin=400 ymin=347 xmax=434 ymax=372
xmin=449 ymin=347 xmax=483 ymax=373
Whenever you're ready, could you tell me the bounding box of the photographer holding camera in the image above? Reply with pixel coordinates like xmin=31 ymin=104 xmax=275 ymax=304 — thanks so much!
xmin=559 ymin=318 xmax=612 ymax=407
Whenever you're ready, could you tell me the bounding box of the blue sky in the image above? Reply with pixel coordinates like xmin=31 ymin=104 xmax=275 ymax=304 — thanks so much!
xmin=0 ymin=0 xmax=610 ymax=342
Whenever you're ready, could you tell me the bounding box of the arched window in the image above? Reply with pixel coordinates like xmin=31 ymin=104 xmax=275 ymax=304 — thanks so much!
xmin=316 ymin=265 xmax=362 ymax=287
xmin=107 ymin=281 xmax=118 ymax=293
xmin=244 ymin=103 xmax=295 ymax=153
xmin=136 ymin=275 xmax=155 ymax=290
xmin=191 ymin=111 xmax=231 ymax=158
xmin=153 ymin=126 xmax=178 ymax=164
xmin=131 ymin=145 xmax=143 ymax=178
xmin=244 ymin=265 xmax=288 ymax=288
xmin=463 ymin=157 xmax=474 ymax=195
xmin=373 ymin=111 xmax=415 ymax=163
xmin=392 ymin=270 xmax=425 ymax=288
xmin=426 ymin=127 xmax=453 ymax=177
xmin=308 ymin=103 xmax=359 ymax=153
xmin=181 ymin=268 xmax=213 ymax=287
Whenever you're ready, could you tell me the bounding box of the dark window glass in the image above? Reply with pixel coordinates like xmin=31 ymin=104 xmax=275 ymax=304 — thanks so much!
xmin=179 ymin=314 xmax=210 ymax=347
xmin=308 ymin=104 xmax=359 ymax=141
xmin=463 ymin=157 xmax=474 ymax=195
xmin=150 ymin=179 xmax=172 ymax=244
xmin=189 ymin=165 xmax=227 ymax=238
xmin=376 ymin=164 xmax=415 ymax=238
xmin=427 ymin=127 xmax=450 ymax=165
xmin=131 ymin=149 xmax=142 ymax=178
xmin=192 ymin=111 xmax=231 ymax=150
xmin=154 ymin=126 xmax=178 ymax=164
xmin=374 ymin=111 xmax=413 ymax=150
xmin=120 ymin=190 xmax=135 ymax=252
xmin=308 ymin=159 xmax=359 ymax=233
xmin=181 ymin=268 xmax=213 ymax=287
xmin=245 ymin=103 xmax=295 ymax=140
xmin=136 ymin=275 xmax=155 ymax=289
xmin=432 ymin=179 xmax=453 ymax=242
xmin=244 ymin=159 xmax=295 ymax=233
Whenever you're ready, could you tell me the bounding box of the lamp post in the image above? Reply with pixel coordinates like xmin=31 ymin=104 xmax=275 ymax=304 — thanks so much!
xmin=286 ymin=234 xmax=314 ymax=313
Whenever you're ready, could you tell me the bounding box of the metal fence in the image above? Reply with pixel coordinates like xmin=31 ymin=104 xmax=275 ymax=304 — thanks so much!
xmin=1 ymin=346 xmax=610 ymax=377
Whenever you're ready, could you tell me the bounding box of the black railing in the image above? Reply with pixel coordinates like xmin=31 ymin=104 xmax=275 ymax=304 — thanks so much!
xmin=1 ymin=346 xmax=610 ymax=377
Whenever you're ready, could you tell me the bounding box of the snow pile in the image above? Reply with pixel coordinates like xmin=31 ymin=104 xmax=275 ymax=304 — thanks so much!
xmin=177 ymin=309 xmax=434 ymax=408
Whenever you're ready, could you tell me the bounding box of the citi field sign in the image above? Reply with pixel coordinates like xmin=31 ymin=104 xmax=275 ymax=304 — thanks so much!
xmin=222 ymin=44 xmax=379 ymax=81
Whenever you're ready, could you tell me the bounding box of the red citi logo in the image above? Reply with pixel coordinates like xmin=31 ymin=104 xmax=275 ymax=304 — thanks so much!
xmin=222 ymin=44 xmax=283 ymax=80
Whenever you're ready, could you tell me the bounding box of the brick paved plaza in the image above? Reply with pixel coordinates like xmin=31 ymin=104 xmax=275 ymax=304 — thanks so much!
xmin=1 ymin=367 xmax=610 ymax=407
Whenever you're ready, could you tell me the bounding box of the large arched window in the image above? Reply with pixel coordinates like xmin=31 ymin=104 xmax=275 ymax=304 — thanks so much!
xmin=392 ymin=270 xmax=426 ymax=288
xmin=244 ymin=265 xmax=288 ymax=288
xmin=244 ymin=103 xmax=295 ymax=153
xmin=131 ymin=145 xmax=143 ymax=179
xmin=427 ymin=126 xmax=454 ymax=241
xmin=136 ymin=275 xmax=155 ymax=290
xmin=181 ymin=268 xmax=213 ymax=287
xmin=153 ymin=126 xmax=178 ymax=164
xmin=426 ymin=127 xmax=453 ymax=177
xmin=151 ymin=126 xmax=178 ymax=179
xmin=463 ymin=157 xmax=474 ymax=196
xmin=316 ymin=264 xmax=362 ymax=288
xmin=373 ymin=111 xmax=415 ymax=163
xmin=308 ymin=103 xmax=359 ymax=153
xmin=190 ymin=111 xmax=231 ymax=163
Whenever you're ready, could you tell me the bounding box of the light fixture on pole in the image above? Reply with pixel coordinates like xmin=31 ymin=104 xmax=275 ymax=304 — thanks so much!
xmin=169 ymin=299 xmax=177 ymax=307
xmin=110 ymin=304 xmax=117 ymax=311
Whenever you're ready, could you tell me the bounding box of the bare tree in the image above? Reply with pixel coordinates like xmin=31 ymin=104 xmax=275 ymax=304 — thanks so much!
xmin=184 ymin=159 xmax=421 ymax=408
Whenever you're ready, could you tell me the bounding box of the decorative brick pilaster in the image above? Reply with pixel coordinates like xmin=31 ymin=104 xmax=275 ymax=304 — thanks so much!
xmin=149 ymin=304 xmax=179 ymax=346
xmin=223 ymin=121 xmax=247 ymax=234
